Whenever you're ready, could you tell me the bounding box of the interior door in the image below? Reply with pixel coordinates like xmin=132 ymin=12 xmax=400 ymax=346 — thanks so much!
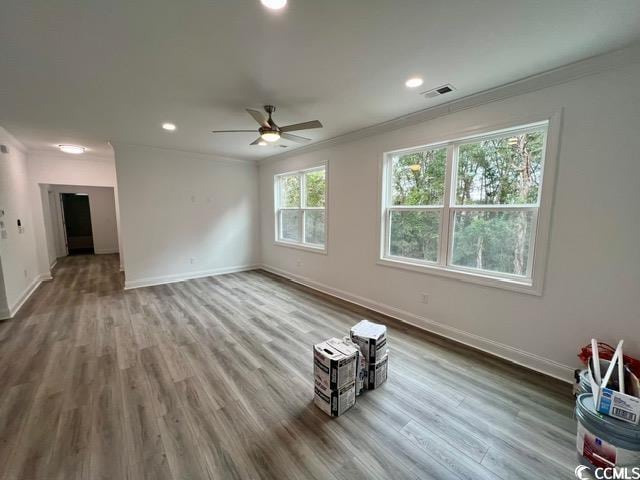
xmin=61 ymin=193 xmax=94 ymax=255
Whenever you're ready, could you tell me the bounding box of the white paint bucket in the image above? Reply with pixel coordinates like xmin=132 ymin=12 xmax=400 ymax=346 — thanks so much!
xmin=576 ymin=393 xmax=640 ymax=469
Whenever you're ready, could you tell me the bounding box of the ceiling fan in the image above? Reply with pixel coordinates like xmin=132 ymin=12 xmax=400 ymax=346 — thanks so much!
xmin=212 ymin=105 xmax=323 ymax=147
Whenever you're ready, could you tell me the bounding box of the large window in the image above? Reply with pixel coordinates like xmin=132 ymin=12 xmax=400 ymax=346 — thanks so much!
xmin=275 ymin=165 xmax=326 ymax=250
xmin=381 ymin=121 xmax=552 ymax=292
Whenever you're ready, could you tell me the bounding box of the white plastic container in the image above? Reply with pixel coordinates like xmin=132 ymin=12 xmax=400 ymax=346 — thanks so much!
xmin=576 ymin=393 xmax=640 ymax=469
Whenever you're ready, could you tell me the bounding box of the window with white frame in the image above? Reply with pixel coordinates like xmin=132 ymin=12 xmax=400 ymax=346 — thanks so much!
xmin=275 ymin=166 xmax=326 ymax=249
xmin=381 ymin=122 xmax=549 ymax=288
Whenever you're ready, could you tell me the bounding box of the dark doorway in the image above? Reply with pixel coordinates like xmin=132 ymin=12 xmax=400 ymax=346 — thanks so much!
xmin=61 ymin=193 xmax=94 ymax=255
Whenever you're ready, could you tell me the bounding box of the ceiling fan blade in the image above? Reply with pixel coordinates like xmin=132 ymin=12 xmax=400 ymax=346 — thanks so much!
xmin=246 ymin=109 xmax=270 ymax=127
xmin=211 ymin=129 xmax=256 ymax=133
xmin=279 ymin=120 xmax=323 ymax=132
xmin=281 ymin=132 xmax=311 ymax=144
xmin=250 ymin=137 xmax=263 ymax=145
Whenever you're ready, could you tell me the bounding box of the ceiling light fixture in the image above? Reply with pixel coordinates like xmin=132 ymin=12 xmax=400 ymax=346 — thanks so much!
xmin=405 ymin=77 xmax=424 ymax=88
xmin=162 ymin=123 xmax=177 ymax=131
xmin=258 ymin=141 xmax=268 ymax=146
xmin=58 ymin=144 xmax=85 ymax=154
xmin=260 ymin=131 xmax=280 ymax=142
xmin=261 ymin=0 xmax=287 ymax=10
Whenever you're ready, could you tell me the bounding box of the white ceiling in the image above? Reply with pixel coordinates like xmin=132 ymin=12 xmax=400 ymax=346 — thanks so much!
xmin=1 ymin=0 xmax=640 ymax=160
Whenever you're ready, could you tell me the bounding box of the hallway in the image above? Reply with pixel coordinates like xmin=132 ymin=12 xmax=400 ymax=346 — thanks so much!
xmin=0 ymin=255 xmax=576 ymax=479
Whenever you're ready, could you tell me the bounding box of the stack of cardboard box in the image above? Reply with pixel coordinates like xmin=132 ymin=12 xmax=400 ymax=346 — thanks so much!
xmin=350 ymin=320 xmax=388 ymax=391
xmin=313 ymin=338 xmax=359 ymax=417
xmin=313 ymin=320 xmax=389 ymax=417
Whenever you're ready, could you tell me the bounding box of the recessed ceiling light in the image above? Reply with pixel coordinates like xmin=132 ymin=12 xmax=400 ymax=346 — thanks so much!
xmin=405 ymin=77 xmax=424 ymax=88
xmin=261 ymin=0 xmax=287 ymax=10
xmin=162 ymin=123 xmax=177 ymax=131
xmin=58 ymin=144 xmax=85 ymax=154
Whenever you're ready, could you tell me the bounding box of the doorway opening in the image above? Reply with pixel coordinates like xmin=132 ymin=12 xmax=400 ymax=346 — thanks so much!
xmin=60 ymin=193 xmax=95 ymax=255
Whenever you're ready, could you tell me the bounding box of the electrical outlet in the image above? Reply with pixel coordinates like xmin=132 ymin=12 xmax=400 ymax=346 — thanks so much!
xmin=421 ymin=293 xmax=429 ymax=304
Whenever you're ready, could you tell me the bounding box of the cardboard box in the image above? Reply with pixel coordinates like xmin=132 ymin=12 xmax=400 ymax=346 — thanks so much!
xmin=314 ymin=380 xmax=356 ymax=417
xmin=366 ymin=352 xmax=388 ymax=390
xmin=350 ymin=320 xmax=387 ymax=365
xmin=313 ymin=338 xmax=358 ymax=391
xmin=588 ymin=339 xmax=640 ymax=425
xmin=355 ymin=348 xmax=367 ymax=396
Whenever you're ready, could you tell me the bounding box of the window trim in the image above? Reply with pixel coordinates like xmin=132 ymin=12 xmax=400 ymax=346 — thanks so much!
xmin=274 ymin=164 xmax=328 ymax=253
xmin=377 ymin=112 xmax=562 ymax=296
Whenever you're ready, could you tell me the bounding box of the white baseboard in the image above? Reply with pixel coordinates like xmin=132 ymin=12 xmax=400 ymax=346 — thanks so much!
xmin=124 ymin=264 xmax=261 ymax=290
xmin=1 ymin=273 xmax=52 ymax=320
xmin=261 ymin=264 xmax=575 ymax=383
xmin=94 ymin=249 xmax=119 ymax=255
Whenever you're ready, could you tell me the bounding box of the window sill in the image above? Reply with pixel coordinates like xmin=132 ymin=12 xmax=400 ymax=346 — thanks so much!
xmin=274 ymin=241 xmax=328 ymax=255
xmin=376 ymin=257 xmax=541 ymax=296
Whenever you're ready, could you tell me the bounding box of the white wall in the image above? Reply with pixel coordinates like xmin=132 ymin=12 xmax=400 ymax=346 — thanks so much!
xmin=27 ymin=151 xmax=121 ymax=273
xmin=0 ymin=127 xmax=41 ymax=317
xmin=0 ymin=258 xmax=8 ymax=316
xmin=259 ymin=61 xmax=640 ymax=380
xmin=113 ymin=144 xmax=260 ymax=288
xmin=45 ymin=185 xmax=119 ymax=255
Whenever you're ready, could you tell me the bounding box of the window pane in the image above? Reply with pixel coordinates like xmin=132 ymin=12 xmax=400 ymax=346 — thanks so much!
xmin=389 ymin=210 xmax=440 ymax=262
xmin=455 ymin=130 xmax=545 ymax=205
xmin=305 ymin=169 xmax=325 ymax=208
xmin=280 ymin=210 xmax=301 ymax=242
xmin=280 ymin=175 xmax=300 ymax=208
xmin=304 ymin=210 xmax=325 ymax=245
xmin=391 ymin=147 xmax=446 ymax=206
xmin=451 ymin=210 xmax=535 ymax=277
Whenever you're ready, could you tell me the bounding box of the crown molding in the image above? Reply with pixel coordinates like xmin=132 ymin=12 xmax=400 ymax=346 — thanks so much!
xmin=27 ymin=149 xmax=115 ymax=161
xmin=260 ymin=42 xmax=640 ymax=165
xmin=109 ymin=141 xmax=256 ymax=166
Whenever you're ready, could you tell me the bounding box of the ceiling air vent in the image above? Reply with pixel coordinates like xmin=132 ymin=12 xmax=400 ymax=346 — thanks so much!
xmin=422 ymin=84 xmax=455 ymax=99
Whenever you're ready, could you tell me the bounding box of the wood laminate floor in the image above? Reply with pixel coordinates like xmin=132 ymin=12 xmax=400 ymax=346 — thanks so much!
xmin=0 ymin=254 xmax=578 ymax=479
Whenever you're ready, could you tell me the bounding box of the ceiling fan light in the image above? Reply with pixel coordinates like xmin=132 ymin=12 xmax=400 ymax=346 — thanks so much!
xmin=261 ymin=132 xmax=280 ymax=142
